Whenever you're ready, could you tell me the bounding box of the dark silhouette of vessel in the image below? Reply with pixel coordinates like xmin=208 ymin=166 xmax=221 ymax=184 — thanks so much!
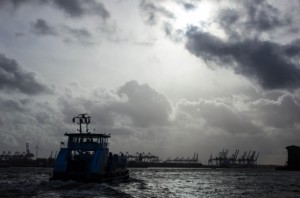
xmin=276 ymin=145 xmax=300 ymax=171
xmin=50 ymin=114 xmax=129 ymax=182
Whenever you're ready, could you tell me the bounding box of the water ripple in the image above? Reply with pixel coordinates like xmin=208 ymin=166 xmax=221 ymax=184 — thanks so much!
xmin=0 ymin=167 xmax=300 ymax=197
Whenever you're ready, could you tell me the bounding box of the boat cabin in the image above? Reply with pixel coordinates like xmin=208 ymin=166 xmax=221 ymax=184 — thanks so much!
xmin=66 ymin=133 xmax=110 ymax=151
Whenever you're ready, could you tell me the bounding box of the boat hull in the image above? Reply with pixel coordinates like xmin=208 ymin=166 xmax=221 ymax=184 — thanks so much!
xmin=50 ymin=170 xmax=130 ymax=183
xmin=275 ymin=166 xmax=300 ymax=171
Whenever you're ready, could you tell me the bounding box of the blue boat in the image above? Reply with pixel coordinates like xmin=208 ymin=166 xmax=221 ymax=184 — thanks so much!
xmin=50 ymin=114 xmax=129 ymax=182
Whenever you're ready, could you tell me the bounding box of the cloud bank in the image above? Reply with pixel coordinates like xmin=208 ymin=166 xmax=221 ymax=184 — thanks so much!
xmin=0 ymin=53 xmax=52 ymax=95
xmin=186 ymin=29 xmax=300 ymax=90
xmin=0 ymin=0 xmax=110 ymax=19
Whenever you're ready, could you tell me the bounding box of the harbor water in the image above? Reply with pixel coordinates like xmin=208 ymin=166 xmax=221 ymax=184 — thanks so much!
xmin=0 ymin=167 xmax=300 ymax=197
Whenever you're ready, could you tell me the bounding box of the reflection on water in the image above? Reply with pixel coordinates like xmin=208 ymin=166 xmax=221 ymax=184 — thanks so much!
xmin=0 ymin=167 xmax=300 ymax=197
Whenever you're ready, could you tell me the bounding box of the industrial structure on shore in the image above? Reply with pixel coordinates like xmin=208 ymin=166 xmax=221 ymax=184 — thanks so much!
xmin=164 ymin=153 xmax=199 ymax=163
xmin=126 ymin=152 xmax=203 ymax=168
xmin=0 ymin=143 xmax=55 ymax=167
xmin=1 ymin=142 xmax=263 ymax=169
xmin=126 ymin=152 xmax=160 ymax=163
xmin=208 ymin=149 xmax=259 ymax=167
xmin=126 ymin=152 xmax=199 ymax=164
xmin=0 ymin=143 xmax=34 ymax=161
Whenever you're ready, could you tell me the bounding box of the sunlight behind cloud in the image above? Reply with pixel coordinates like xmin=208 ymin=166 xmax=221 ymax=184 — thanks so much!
xmin=168 ymin=1 xmax=214 ymax=30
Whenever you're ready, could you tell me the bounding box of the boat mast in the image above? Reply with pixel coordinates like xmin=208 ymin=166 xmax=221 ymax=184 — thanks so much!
xmin=72 ymin=113 xmax=91 ymax=133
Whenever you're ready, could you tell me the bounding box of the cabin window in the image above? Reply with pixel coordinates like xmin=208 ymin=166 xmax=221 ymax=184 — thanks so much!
xmin=72 ymin=137 xmax=78 ymax=143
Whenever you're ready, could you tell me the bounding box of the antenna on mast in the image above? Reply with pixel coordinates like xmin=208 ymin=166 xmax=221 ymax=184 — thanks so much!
xmin=72 ymin=113 xmax=91 ymax=133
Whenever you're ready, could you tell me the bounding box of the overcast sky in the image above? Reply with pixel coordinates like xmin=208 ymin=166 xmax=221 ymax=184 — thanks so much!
xmin=1 ymin=0 xmax=300 ymax=165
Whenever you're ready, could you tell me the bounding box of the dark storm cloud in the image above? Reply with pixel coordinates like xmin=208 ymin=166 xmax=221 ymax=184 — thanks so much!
xmin=30 ymin=20 xmax=94 ymax=45
xmin=31 ymin=19 xmax=57 ymax=36
xmin=65 ymin=27 xmax=91 ymax=39
xmin=183 ymin=3 xmax=196 ymax=10
xmin=139 ymin=0 xmax=175 ymax=25
xmin=52 ymin=0 xmax=109 ymax=19
xmin=63 ymin=26 xmax=92 ymax=44
xmin=218 ymin=0 xmax=292 ymax=39
xmin=0 ymin=98 xmax=27 ymax=112
xmin=0 ymin=0 xmax=28 ymax=8
xmin=62 ymin=26 xmax=94 ymax=45
xmin=250 ymin=94 xmax=300 ymax=129
xmin=0 ymin=97 xmax=68 ymax=155
xmin=0 ymin=53 xmax=52 ymax=94
xmin=58 ymin=81 xmax=173 ymax=156
xmin=242 ymin=0 xmax=291 ymax=32
xmin=173 ymin=93 xmax=300 ymax=145
xmin=163 ymin=22 xmax=173 ymax=37
xmin=219 ymin=9 xmax=240 ymax=25
xmin=163 ymin=22 xmax=184 ymax=42
xmin=15 ymin=32 xmax=25 ymax=37
xmin=175 ymin=98 xmax=259 ymax=135
xmin=177 ymin=1 xmax=197 ymax=11
xmin=186 ymin=28 xmax=300 ymax=90
xmin=0 ymin=0 xmax=110 ymax=19
xmin=218 ymin=8 xmax=241 ymax=40
xmin=116 ymin=81 xmax=172 ymax=127
xmin=60 ymin=81 xmax=172 ymax=129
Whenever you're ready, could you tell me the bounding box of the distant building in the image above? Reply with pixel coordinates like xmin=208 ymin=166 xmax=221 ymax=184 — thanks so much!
xmin=286 ymin=145 xmax=300 ymax=169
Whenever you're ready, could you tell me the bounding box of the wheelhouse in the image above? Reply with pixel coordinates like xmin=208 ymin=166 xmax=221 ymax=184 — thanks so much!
xmin=66 ymin=133 xmax=110 ymax=150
